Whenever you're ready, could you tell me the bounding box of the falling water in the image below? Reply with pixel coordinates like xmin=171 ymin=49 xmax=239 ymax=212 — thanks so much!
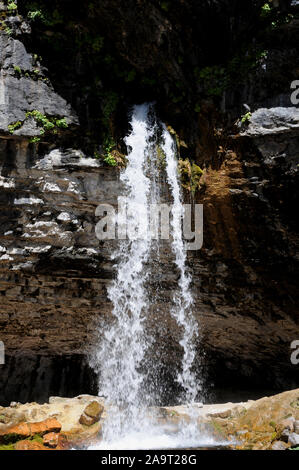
xmin=91 ymin=104 xmax=205 ymax=449
xmin=162 ymin=129 xmax=200 ymax=404
xmin=93 ymin=104 xmax=156 ymax=441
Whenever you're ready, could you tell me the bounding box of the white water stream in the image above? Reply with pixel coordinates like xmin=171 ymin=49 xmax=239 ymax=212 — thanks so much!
xmin=91 ymin=104 xmax=211 ymax=450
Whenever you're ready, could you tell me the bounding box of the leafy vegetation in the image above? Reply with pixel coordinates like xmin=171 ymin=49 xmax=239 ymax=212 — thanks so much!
xmin=27 ymin=8 xmax=45 ymax=21
xmin=13 ymin=65 xmax=21 ymax=77
xmin=178 ymin=159 xmax=203 ymax=195
xmin=260 ymin=3 xmax=272 ymax=18
xmin=26 ymin=110 xmax=68 ymax=133
xmin=7 ymin=0 xmax=17 ymax=12
xmin=195 ymin=65 xmax=227 ymax=97
xmin=17 ymin=0 xmax=296 ymax=157
xmin=102 ymin=137 xmax=117 ymax=166
xmin=241 ymin=112 xmax=252 ymax=124
xmin=0 ymin=443 xmax=15 ymax=450
xmin=8 ymin=110 xmax=68 ymax=142
xmin=8 ymin=120 xmax=22 ymax=134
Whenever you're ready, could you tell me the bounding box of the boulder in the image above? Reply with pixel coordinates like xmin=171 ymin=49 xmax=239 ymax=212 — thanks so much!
xmin=79 ymin=401 xmax=104 ymax=426
xmin=0 ymin=417 xmax=61 ymax=443
xmin=240 ymin=107 xmax=299 ymax=137
xmin=0 ymin=409 xmax=26 ymax=426
xmin=15 ymin=439 xmax=47 ymax=450
xmin=79 ymin=414 xmax=96 ymax=426
xmin=280 ymin=417 xmax=295 ymax=432
xmin=288 ymin=433 xmax=299 ymax=447
xmin=84 ymin=401 xmax=104 ymax=419
xmin=29 ymin=418 xmax=61 ymax=436
xmin=271 ymin=441 xmax=288 ymax=450
xmin=43 ymin=432 xmax=59 ymax=448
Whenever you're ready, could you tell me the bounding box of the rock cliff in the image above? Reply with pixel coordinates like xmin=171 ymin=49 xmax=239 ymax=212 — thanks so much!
xmin=0 ymin=0 xmax=298 ymax=405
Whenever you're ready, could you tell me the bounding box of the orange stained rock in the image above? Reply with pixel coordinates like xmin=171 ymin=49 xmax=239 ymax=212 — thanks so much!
xmin=15 ymin=439 xmax=47 ymax=450
xmin=0 ymin=417 xmax=62 ymax=442
xmin=43 ymin=432 xmax=59 ymax=448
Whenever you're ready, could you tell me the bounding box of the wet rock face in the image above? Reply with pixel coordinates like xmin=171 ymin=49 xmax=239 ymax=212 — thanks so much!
xmin=0 ymin=125 xmax=297 ymax=404
xmin=193 ymin=107 xmax=299 ymax=393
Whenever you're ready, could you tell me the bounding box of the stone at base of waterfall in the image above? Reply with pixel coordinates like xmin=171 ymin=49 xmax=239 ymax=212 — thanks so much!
xmin=0 ymin=417 xmax=61 ymax=443
xmin=15 ymin=439 xmax=47 ymax=450
xmin=43 ymin=432 xmax=59 ymax=448
xmin=79 ymin=401 xmax=104 ymax=426
xmin=280 ymin=417 xmax=295 ymax=432
xmin=271 ymin=441 xmax=288 ymax=450
xmin=288 ymin=433 xmax=299 ymax=447
xmin=280 ymin=428 xmax=291 ymax=442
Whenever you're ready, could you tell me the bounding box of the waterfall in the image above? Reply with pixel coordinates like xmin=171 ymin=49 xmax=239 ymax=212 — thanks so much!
xmin=162 ymin=129 xmax=200 ymax=404
xmin=94 ymin=104 xmax=156 ymax=440
xmin=92 ymin=104 xmax=202 ymax=449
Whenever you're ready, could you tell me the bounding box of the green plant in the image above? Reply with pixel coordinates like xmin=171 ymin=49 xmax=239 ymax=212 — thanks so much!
xmin=13 ymin=65 xmax=21 ymax=77
xmin=103 ymin=137 xmax=117 ymax=166
xmin=7 ymin=1 xmax=17 ymax=12
xmin=29 ymin=136 xmax=41 ymax=144
xmin=4 ymin=26 xmax=12 ymax=35
xmin=195 ymin=66 xmax=227 ymax=97
xmin=178 ymin=159 xmax=203 ymax=195
xmin=55 ymin=118 xmax=68 ymax=129
xmin=27 ymin=4 xmax=63 ymax=26
xmin=0 ymin=443 xmax=15 ymax=450
xmin=241 ymin=112 xmax=252 ymax=124
xmin=103 ymin=153 xmax=117 ymax=166
xmin=261 ymin=3 xmax=271 ymax=18
xmin=8 ymin=110 xmax=70 ymax=142
xmin=29 ymin=434 xmax=43 ymax=444
xmin=28 ymin=9 xmax=45 ymax=21
xmin=26 ymin=110 xmax=69 ymax=134
xmin=8 ymin=120 xmax=22 ymax=134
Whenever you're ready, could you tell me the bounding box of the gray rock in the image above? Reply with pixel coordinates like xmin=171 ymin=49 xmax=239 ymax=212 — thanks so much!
xmin=241 ymin=107 xmax=299 ymax=137
xmin=294 ymin=421 xmax=299 ymax=434
xmin=0 ymin=33 xmax=78 ymax=135
xmin=0 ymin=35 xmax=33 ymax=70
xmin=288 ymin=433 xmax=299 ymax=447
xmin=280 ymin=428 xmax=291 ymax=442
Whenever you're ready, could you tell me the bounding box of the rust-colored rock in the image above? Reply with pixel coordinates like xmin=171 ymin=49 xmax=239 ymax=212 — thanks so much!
xmin=43 ymin=432 xmax=59 ymax=448
xmin=0 ymin=418 xmax=61 ymax=443
xmin=15 ymin=439 xmax=47 ymax=450
xmin=0 ymin=422 xmax=31 ymax=443
xmin=29 ymin=418 xmax=61 ymax=436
